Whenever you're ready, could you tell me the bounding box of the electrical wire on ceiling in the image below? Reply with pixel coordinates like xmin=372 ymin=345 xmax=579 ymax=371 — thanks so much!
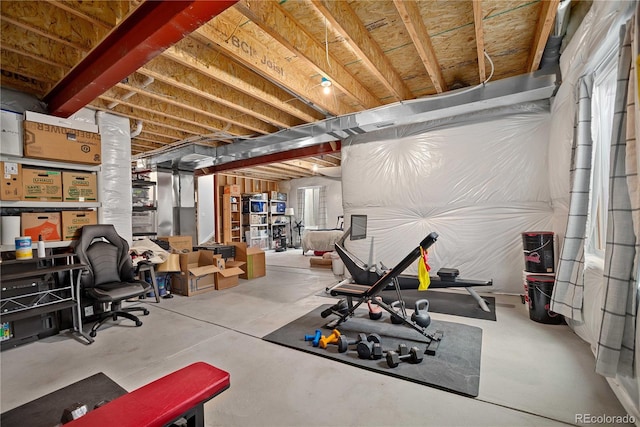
xmin=417 ymin=50 xmax=495 ymax=101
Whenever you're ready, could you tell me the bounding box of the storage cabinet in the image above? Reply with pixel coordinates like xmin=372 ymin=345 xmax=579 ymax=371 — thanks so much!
xmin=222 ymin=194 xmax=242 ymax=243
xmin=268 ymin=198 xmax=287 ymax=251
xmin=132 ymin=177 xmax=157 ymax=238
xmin=242 ymin=195 xmax=268 ymax=249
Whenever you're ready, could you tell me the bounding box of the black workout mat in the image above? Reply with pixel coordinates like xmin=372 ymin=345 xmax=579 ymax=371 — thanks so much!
xmin=263 ymin=305 xmax=482 ymax=397
xmin=1 ymin=372 xmax=127 ymax=427
xmin=379 ymin=289 xmax=496 ymax=321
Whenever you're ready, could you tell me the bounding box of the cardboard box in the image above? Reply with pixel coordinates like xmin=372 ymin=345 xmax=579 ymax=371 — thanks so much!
xmin=21 ymin=212 xmax=61 ymax=242
xmin=223 ymin=184 xmax=240 ymax=195
xmin=62 ymin=171 xmax=97 ymax=202
xmin=23 ymin=120 xmax=101 ymax=165
xmin=215 ymin=260 xmax=245 ymax=290
xmin=22 ymin=168 xmax=62 ymax=201
xmin=310 ymin=257 xmax=332 ymax=269
xmin=1 ymin=161 xmax=22 ymax=201
xmin=226 ymin=242 xmax=266 ymax=279
xmin=61 ymin=210 xmax=97 ymax=240
xmin=24 ymin=111 xmax=99 ymax=133
xmin=158 ymin=235 xmax=193 ymax=253
xmin=172 ymin=250 xmax=219 ymax=296
xmin=1 ymin=110 xmax=23 ymax=157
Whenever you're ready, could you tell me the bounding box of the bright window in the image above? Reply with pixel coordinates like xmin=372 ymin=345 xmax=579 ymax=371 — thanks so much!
xmin=586 ymin=53 xmax=617 ymax=256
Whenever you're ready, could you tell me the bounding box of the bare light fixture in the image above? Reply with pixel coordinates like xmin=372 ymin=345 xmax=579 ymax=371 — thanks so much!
xmin=321 ymin=77 xmax=332 ymax=94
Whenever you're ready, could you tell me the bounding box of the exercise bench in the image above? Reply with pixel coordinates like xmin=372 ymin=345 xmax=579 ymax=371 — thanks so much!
xmin=324 ymin=232 xmax=444 ymax=350
xmin=67 ymin=362 xmax=230 ymax=427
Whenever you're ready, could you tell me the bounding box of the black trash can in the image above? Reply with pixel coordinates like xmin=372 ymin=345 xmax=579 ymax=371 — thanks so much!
xmin=525 ymin=275 xmax=563 ymax=324
xmin=522 ymin=231 xmax=555 ymax=273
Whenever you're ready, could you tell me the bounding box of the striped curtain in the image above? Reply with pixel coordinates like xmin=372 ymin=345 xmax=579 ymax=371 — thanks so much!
xmin=595 ymin=18 xmax=638 ymax=378
xmin=550 ymin=75 xmax=594 ymax=322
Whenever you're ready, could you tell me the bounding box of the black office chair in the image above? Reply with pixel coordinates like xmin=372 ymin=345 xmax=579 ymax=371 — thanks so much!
xmin=73 ymin=224 xmax=151 ymax=338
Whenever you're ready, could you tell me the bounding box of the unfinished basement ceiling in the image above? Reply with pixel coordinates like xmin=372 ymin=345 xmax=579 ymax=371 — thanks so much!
xmin=0 ymin=0 xmax=581 ymax=181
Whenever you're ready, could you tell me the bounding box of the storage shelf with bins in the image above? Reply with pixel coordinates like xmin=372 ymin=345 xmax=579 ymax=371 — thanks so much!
xmin=131 ymin=175 xmax=157 ymax=238
xmin=0 ymin=155 xmax=101 ymax=252
xmin=242 ymin=195 xmax=268 ymax=250
xmin=268 ymin=197 xmax=287 ymax=251
xmin=222 ymin=193 xmax=242 ymax=243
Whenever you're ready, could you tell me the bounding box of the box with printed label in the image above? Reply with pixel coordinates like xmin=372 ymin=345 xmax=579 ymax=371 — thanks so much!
xmin=21 ymin=212 xmax=62 ymax=242
xmin=23 ymin=120 xmax=101 ymax=165
xmin=62 ymin=171 xmax=97 ymax=202
xmin=1 ymin=161 xmax=22 ymax=201
xmin=21 ymin=168 xmax=62 ymax=202
xmin=61 ymin=210 xmax=98 ymax=240
xmin=223 ymin=184 xmax=240 ymax=195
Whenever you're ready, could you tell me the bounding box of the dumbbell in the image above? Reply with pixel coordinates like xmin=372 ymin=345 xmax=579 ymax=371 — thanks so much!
xmin=390 ymin=300 xmax=405 ymax=324
xmin=337 ymin=333 xmax=368 ymax=353
xmin=319 ymin=329 xmax=341 ymax=349
xmin=411 ymin=299 xmax=431 ymax=328
xmin=356 ymin=333 xmax=382 ymax=359
xmin=367 ymin=297 xmax=383 ymax=320
xmin=320 ymin=299 xmax=349 ymax=318
xmin=304 ymin=329 xmax=322 ymax=347
xmin=386 ymin=346 xmax=423 ymax=368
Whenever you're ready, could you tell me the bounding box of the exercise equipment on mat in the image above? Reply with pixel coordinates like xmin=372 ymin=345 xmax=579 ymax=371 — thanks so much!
xmin=331 ymin=216 xmax=493 ymax=312
xmin=337 ymin=333 xmax=368 ymax=353
xmin=319 ymin=329 xmax=341 ymax=348
xmin=304 ymin=330 xmax=322 ymax=347
xmin=324 ymin=231 xmax=444 ymax=350
xmin=411 ymin=299 xmax=431 ymax=328
xmin=386 ymin=347 xmax=423 ymax=368
xmin=367 ymin=296 xmax=383 ymax=320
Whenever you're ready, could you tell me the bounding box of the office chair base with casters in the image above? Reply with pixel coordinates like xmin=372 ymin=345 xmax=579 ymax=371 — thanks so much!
xmin=74 ymin=224 xmax=153 ymax=340
xmin=87 ymin=300 xmax=150 ymax=338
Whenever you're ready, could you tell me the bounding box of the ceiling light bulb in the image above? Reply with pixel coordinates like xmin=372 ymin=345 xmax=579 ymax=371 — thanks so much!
xmin=323 ymin=85 xmax=331 ymax=95
xmin=320 ymin=77 xmax=331 ymax=87
xmin=312 ymin=164 xmax=318 ymax=172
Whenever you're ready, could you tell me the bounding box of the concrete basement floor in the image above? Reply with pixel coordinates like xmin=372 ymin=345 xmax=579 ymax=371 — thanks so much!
xmin=0 ymin=249 xmax=630 ymax=426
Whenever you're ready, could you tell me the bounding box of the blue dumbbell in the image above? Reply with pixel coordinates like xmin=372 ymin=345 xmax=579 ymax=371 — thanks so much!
xmin=304 ymin=329 xmax=322 ymax=347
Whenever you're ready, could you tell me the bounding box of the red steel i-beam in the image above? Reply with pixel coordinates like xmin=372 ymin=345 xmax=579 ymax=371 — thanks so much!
xmin=44 ymin=0 xmax=237 ymax=118
xmin=199 ymin=141 xmax=342 ymax=175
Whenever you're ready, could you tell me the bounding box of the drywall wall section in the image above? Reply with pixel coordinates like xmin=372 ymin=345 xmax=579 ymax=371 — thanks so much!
xmin=341 ymin=102 xmax=552 ymax=293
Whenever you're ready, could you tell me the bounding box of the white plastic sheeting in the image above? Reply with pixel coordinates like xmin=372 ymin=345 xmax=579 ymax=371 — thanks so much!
xmin=341 ymin=102 xmax=552 ymax=293
xmin=96 ymin=111 xmax=133 ymax=244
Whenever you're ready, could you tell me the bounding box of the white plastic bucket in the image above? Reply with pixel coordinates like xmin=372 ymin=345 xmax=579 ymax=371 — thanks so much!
xmin=330 ymin=252 xmax=344 ymax=275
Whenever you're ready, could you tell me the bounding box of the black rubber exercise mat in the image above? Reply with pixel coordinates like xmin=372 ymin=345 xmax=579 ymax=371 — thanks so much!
xmin=263 ymin=305 xmax=482 ymax=397
xmin=1 ymin=372 xmax=127 ymax=427
xmin=379 ymin=289 xmax=497 ymax=321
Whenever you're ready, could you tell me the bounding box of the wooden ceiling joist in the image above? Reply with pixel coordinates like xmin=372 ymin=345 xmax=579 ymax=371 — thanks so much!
xmin=393 ymin=0 xmax=447 ymax=93
xmin=472 ymin=0 xmax=486 ymax=83
xmin=527 ymin=0 xmax=560 ymax=72
xmin=311 ymin=0 xmax=413 ymax=102
xmin=236 ymin=0 xmax=381 ymax=110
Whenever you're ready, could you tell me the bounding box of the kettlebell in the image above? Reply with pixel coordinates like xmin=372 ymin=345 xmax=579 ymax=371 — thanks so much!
xmin=411 ymin=299 xmax=431 ymax=328
xmin=367 ymin=296 xmax=383 ymax=320
xmin=390 ymin=300 xmax=405 ymax=324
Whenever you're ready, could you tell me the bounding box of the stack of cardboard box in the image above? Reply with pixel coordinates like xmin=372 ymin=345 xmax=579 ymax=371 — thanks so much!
xmin=158 ymin=236 xmax=246 ymax=296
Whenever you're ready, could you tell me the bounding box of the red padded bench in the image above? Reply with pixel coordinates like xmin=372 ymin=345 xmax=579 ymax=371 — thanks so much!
xmin=67 ymin=362 xmax=230 ymax=427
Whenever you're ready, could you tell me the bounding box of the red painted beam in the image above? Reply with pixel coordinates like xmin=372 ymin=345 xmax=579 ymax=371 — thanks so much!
xmin=44 ymin=0 xmax=237 ymax=117
xmin=197 ymin=141 xmax=341 ymax=175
